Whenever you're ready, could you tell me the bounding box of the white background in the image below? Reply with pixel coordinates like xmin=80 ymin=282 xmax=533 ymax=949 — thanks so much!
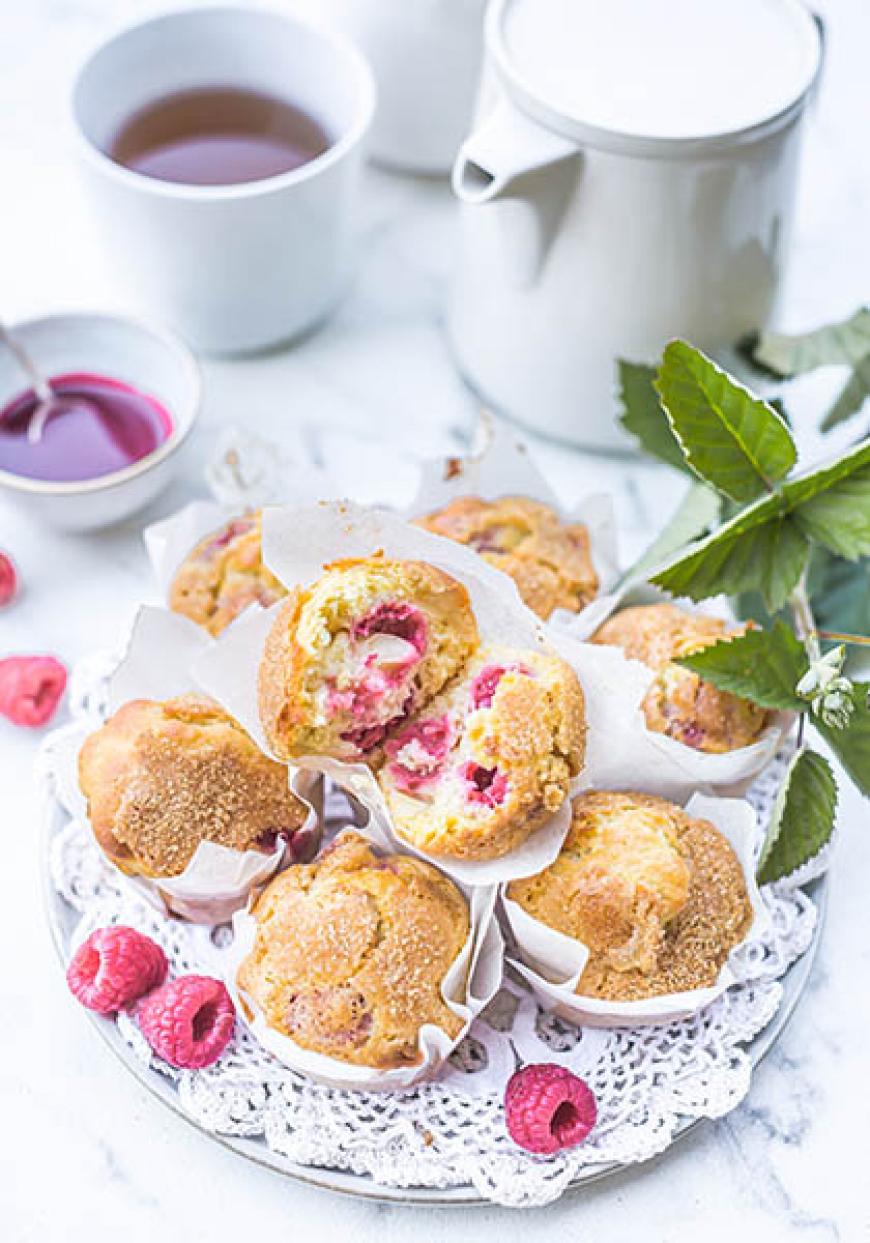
xmin=1 ymin=1 xmax=868 ymax=1239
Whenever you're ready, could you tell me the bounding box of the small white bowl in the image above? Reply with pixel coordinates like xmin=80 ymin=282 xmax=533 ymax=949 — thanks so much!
xmin=0 ymin=312 xmax=200 ymax=531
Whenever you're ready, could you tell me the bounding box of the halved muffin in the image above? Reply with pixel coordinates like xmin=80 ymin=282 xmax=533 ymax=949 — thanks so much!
xmin=258 ymin=556 xmax=479 ymax=761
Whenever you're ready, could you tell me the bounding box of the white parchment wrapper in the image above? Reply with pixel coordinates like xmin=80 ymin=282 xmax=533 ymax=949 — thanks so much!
xmin=503 ymin=793 xmax=770 ymax=1027
xmin=225 ymin=827 xmax=504 ymax=1091
xmin=547 ymin=584 xmax=795 ymax=797
xmin=192 ymin=502 xmax=586 ymax=886
xmin=59 ymin=606 xmax=320 ymax=924
xmin=407 ymin=417 xmax=619 ymax=639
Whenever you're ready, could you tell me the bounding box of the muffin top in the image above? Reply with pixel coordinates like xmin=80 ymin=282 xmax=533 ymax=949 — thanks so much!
xmin=592 ymin=603 xmax=770 ymax=753
xmin=170 ymin=509 xmax=286 ymax=637
xmin=79 ymin=693 xmax=308 ymax=878
xmin=257 ymin=556 xmax=479 ymax=762
xmin=236 ymin=832 xmax=470 ymax=1068
xmin=378 ymin=644 xmax=586 ymax=860
xmin=507 ymin=790 xmax=752 ymax=1000
xmin=416 ymin=495 xmax=598 ymax=620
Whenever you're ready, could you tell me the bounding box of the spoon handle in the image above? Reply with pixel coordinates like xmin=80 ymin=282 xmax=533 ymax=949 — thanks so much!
xmin=0 ymin=319 xmax=54 ymax=404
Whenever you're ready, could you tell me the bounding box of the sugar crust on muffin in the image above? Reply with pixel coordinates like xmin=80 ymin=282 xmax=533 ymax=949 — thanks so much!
xmin=236 ymin=832 xmax=469 ymax=1068
xmin=592 ymin=603 xmax=770 ymax=753
xmin=507 ymin=790 xmax=752 ymax=1001
xmin=79 ymin=693 xmax=308 ymax=878
xmin=416 ymin=495 xmax=598 ymax=620
xmin=170 ymin=510 xmax=286 ymax=637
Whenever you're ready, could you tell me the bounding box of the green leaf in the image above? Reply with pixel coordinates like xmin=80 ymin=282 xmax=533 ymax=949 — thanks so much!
xmin=621 ymin=481 xmax=722 ymax=584
xmin=820 ymin=352 xmax=870 ymax=430
xmin=749 ymin=307 xmax=870 ymax=375
xmin=757 ymin=748 xmax=838 ymax=885
xmin=655 ymin=341 xmax=796 ymax=502
xmin=617 ymin=360 xmax=692 ymax=473
xmin=674 ymin=620 xmax=808 ymax=711
xmin=652 ymin=513 xmax=809 ymax=613
xmin=817 ymin=683 xmax=870 ymax=797
xmin=793 ymin=463 xmax=870 ymax=559
xmin=651 ymin=439 xmax=870 ymax=610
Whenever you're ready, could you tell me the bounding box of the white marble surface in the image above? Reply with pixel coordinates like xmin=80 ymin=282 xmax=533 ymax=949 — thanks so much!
xmin=1 ymin=1 xmax=869 ymax=1239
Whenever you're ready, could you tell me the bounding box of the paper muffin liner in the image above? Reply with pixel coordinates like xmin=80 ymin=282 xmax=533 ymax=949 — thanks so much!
xmin=407 ymin=415 xmax=619 ymax=639
xmin=191 ymin=501 xmax=590 ymax=885
xmin=224 ymin=827 xmax=504 ymax=1091
xmin=59 ymin=607 xmax=321 ymax=924
xmin=547 ymin=583 xmax=795 ymax=797
xmin=502 ymin=792 xmax=770 ymax=1028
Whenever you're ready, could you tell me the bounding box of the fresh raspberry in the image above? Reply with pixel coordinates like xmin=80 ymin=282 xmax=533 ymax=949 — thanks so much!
xmin=66 ymin=925 xmax=168 ymax=1015
xmin=0 ymin=552 xmax=18 ymax=607
xmin=0 ymin=655 xmax=67 ymax=727
xmin=137 ymin=975 xmax=235 ymax=1069
xmin=504 ymin=1064 xmax=597 ymax=1155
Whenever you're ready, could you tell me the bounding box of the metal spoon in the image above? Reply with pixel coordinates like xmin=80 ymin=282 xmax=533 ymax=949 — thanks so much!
xmin=0 ymin=319 xmax=63 ymax=444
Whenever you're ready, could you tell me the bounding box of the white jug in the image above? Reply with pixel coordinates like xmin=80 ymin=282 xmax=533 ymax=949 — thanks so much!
xmin=315 ymin=0 xmax=488 ymax=174
xmin=448 ymin=0 xmax=823 ymax=449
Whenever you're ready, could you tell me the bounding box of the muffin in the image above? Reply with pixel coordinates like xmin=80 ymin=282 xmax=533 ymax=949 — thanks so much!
xmin=170 ymin=510 xmax=286 ymax=637
xmin=507 ymin=790 xmax=752 ymax=1001
xmin=416 ymin=496 xmax=598 ymax=619
xmin=258 ymin=556 xmax=479 ymax=762
xmin=79 ymin=694 xmax=310 ymax=878
xmin=236 ymin=832 xmax=469 ymax=1068
xmin=377 ymin=645 xmax=586 ymax=860
xmin=591 ymin=604 xmax=770 ymax=752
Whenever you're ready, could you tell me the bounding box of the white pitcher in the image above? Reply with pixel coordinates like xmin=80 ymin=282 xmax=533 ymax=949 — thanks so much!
xmin=315 ymin=0 xmax=488 ymax=174
xmin=448 ymin=0 xmax=823 ymax=450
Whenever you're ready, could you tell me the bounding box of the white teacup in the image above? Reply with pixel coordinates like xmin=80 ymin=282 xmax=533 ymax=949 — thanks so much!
xmin=71 ymin=5 xmax=376 ymax=354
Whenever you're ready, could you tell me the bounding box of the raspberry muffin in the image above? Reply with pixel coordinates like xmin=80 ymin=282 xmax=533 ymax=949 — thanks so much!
xmin=236 ymin=832 xmax=469 ymax=1068
xmin=416 ymin=496 xmax=598 ymax=619
xmin=170 ymin=510 xmax=286 ymax=637
xmin=507 ymin=791 xmax=752 ymax=1001
xmin=258 ymin=557 xmax=479 ymax=762
xmin=377 ymin=646 xmax=586 ymax=860
xmin=79 ymin=694 xmax=310 ymax=878
xmin=592 ymin=604 xmax=770 ymax=752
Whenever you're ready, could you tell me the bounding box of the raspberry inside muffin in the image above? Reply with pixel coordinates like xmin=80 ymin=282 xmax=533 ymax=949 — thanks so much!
xmin=377 ymin=645 xmax=586 ymax=860
xmin=79 ymin=693 xmax=309 ymax=878
xmin=507 ymin=790 xmax=752 ymax=1000
xmin=236 ymin=832 xmax=469 ymax=1068
xmin=416 ymin=495 xmax=598 ymax=620
xmin=170 ymin=510 xmax=286 ymax=637
xmin=592 ymin=603 xmax=770 ymax=753
xmin=258 ymin=557 xmax=479 ymax=761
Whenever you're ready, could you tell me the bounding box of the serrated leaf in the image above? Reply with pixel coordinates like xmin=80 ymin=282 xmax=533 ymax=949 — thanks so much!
xmin=617 ymin=360 xmax=692 ymax=473
xmin=621 ymin=481 xmax=722 ymax=584
xmin=655 ymin=342 xmax=796 ymax=502
xmin=750 ymin=307 xmax=870 ymax=375
xmin=820 ymin=352 xmax=870 ymax=430
xmin=651 ymin=439 xmax=870 ymax=610
xmin=793 ymin=463 xmax=870 ymax=559
xmin=674 ymin=620 xmax=808 ymax=711
xmin=757 ymin=748 xmax=838 ymax=885
xmin=817 ymin=683 xmax=870 ymax=797
xmin=652 ymin=514 xmax=809 ymax=613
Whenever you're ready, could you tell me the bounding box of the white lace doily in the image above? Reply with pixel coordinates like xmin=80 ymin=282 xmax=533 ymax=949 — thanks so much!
xmin=42 ymin=658 xmax=821 ymax=1208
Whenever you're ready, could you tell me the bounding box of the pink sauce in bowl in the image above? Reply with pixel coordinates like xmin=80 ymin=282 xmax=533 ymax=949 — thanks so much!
xmin=0 ymin=372 xmax=173 ymax=483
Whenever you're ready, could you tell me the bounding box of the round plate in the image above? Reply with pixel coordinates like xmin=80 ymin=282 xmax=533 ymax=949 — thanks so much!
xmin=43 ymin=798 xmax=826 ymax=1206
